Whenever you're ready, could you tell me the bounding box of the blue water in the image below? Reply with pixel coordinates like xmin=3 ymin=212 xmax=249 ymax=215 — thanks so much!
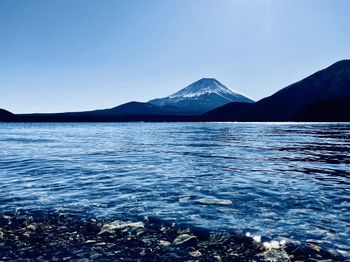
xmin=0 ymin=122 xmax=349 ymax=257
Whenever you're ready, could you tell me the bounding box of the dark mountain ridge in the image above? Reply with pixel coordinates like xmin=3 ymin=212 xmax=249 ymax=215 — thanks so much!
xmin=76 ymin=101 xmax=184 ymax=116
xmin=204 ymin=60 xmax=350 ymax=121
xmin=0 ymin=109 xmax=15 ymax=121
xmin=12 ymin=102 xmax=191 ymax=122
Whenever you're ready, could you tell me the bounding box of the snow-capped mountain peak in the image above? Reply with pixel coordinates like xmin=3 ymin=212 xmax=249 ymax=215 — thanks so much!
xmin=169 ymin=78 xmax=236 ymax=99
xmin=149 ymin=78 xmax=254 ymax=114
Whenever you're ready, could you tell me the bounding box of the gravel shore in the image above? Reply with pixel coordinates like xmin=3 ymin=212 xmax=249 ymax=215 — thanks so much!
xmin=0 ymin=210 xmax=344 ymax=261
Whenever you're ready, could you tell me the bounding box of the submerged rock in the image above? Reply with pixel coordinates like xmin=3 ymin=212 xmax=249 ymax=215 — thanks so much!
xmin=173 ymin=233 xmax=197 ymax=246
xmin=307 ymin=243 xmax=322 ymax=252
xmin=26 ymin=223 xmax=38 ymax=231
xmin=189 ymin=250 xmax=202 ymax=257
xmin=99 ymin=220 xmax=144 ymax=234
xmin=179 ymin=196 xmax=191 ymax=202
xmin=203 ymin=233 xmax=231 ymax=246
xmin=259 ymin=248 xmax=291 ymax=262
xmin=195 ymin=198 xmax=232 ymax=206
xmin=159 ymin=240 xmax=172 ymax=246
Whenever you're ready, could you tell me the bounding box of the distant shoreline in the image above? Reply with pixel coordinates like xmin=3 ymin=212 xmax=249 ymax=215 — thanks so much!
xmin=2 ymin=60 xmax=350 ymax=122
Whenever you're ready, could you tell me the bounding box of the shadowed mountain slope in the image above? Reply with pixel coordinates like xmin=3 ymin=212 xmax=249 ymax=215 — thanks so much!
xmin=0 ymin=109 xmax=15 ymax=121
xmin=203 ymin=60 xmax=350 ymax=121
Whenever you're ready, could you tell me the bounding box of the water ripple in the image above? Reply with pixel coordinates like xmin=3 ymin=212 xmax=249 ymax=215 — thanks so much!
xmin=0 ymin=122 xmax=349 ymax=258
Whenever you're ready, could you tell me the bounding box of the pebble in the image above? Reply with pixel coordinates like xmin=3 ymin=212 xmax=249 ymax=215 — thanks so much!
xmin=189 ymin=250 xmax=202 ymax=257
xmin=94 ymin=242 xmax=107 ymax=246
xmin=27 ymin=223 xmax=38 ymax=231
xmin=159 ymin=240 xmax=172 ymax=246
xmin=84 ymin=240 xmax=97 ymax=244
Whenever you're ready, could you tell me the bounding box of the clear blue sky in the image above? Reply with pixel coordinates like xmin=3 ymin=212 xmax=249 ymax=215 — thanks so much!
xmin=1 ymin=0 xmax=349 ymax=113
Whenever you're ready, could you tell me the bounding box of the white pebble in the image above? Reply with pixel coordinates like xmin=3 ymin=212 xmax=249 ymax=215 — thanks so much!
xmin=253 ymin=235 xmax=261 ymax=243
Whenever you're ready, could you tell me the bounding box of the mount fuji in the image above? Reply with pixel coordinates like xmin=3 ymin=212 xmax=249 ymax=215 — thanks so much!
xmin=3 ymin=78 xmax=253 ymax=121
xmin=149 ymin=78 xmax=254 ymax=114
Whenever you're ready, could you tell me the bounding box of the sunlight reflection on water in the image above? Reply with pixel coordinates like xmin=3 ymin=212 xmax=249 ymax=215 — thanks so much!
xmin=0 ymin=122 xmax=349 ymax=256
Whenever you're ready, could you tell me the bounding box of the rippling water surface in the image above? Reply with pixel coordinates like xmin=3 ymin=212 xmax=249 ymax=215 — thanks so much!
xmin=0 ymin=122 xmax=349 ymax=258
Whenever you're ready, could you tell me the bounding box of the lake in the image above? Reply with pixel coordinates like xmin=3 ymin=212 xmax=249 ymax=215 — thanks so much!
xmin=0 ymin=122 xmax=349 ymax=261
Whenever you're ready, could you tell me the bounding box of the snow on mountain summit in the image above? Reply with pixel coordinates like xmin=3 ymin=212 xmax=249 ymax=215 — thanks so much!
xmin=149 ymin=78 xmax=254 ymax=114
xmin=169 ymin=78 xmax=238 ymax=100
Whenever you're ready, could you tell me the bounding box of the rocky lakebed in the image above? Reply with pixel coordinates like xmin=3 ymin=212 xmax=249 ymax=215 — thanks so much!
xmin=0 ymin=210 xmax=345 ymax=262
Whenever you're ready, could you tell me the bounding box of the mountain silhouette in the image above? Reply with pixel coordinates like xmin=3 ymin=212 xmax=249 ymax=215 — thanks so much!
xmin=0 ymin=109 xmax=14 ymax=121
xmin=204 ymin=60 xmax=350 ymax=121
xmin=12 ymin=102 xmax=187 ymax=122
xmin=80 ymin=102 xmax=183 ymax=116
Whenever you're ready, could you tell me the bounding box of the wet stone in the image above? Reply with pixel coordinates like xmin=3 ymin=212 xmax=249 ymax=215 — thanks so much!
xmin=141 ymin=236 xmax=158 ymax=246
xmin=308 ymin=243 xmax=322 ymax=252
xmin=99 ymin=220 xmax=144 ymax=235
xmin=27 ymin=223 xmax=38 ymax=231
xmin=159 ymin=240 xmax=172 ymax=246
xmin=203 ymin=233 xmax=231 ymax=246
xmin=189 ymin=250 xmax=202 ymax=257
xmin=173 ymin=234 xmax=197 ymax=246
